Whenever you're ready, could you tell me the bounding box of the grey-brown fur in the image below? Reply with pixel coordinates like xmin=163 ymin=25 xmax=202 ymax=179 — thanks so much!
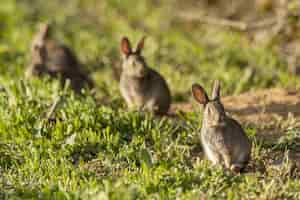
xmin=192 ymin=80 xmax=251 ymax=172
xmin=26 ymin=23 xmax=94 ymax=93
xmin=120 ymin=37 xmax=171 ymax=114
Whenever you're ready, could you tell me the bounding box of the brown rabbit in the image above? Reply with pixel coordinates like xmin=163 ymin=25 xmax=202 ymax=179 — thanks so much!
xmin=192 ymin=80 xmax=251 ymax=172
xmin=119 ymin=36 xmax=171 ymax=114
xmin=26 ymin=23 xmax=94 ymax=93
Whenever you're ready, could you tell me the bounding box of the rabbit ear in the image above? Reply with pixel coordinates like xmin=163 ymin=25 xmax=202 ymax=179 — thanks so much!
xmin=121 ymin=37 xmax=132 ymax=56
xmin=136 ymin=36 xmax=146 ymax=54
xmin=38 ymin=22 xmax=51 ymax=40
xmin=212 ymin=80 xmax=221 ymax=99
xmin=192 ymin=84 xmax=209 ymax=105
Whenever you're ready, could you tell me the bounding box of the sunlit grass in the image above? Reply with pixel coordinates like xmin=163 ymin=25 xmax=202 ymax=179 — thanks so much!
xmin=0 ymin=0 xmax=300 ymax=199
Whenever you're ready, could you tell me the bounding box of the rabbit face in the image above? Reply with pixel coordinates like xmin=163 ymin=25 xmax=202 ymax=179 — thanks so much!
xmin=120 ymin=36 xmax=148 ymax=77
xmin=122 ymin=53 xmax=147 ymax=77
xmin=204 ymin=100 xmax=226 ymax=126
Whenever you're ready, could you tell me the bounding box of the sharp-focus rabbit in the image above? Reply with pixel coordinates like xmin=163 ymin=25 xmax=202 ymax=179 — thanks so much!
xmin=119 ymin=36 xmax=171 ymax=114
xmin=192 ymin=80 xmax=251 ymax=172
xmin=26 ymin=23 xmax=94 ymax=93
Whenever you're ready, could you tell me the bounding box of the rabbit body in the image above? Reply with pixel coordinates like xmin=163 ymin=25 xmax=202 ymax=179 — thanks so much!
xmin=27 ymin=23 xmax=93 ymax=92
xmin=120 ymin=37 xmax=171 ymax=114
xmin=201 ymin=116 xmax=251 ymax=170
xmin=120 ymin=67 xmax=171 ymax=114
xmin=44 ymin=40 xmax=93 ymax=91
xmin=192 ymin=81 xmax=251 ymax=172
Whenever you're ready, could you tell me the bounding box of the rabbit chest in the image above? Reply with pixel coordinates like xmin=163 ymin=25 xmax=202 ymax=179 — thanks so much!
xmin=201 ymin=125 xmax=236 ymax=148
xmin=120 ymin=75 xmax=151 ymax=105
xmin=201 ymin=126 xmax=226 ymax=161
xmin=201 ymin=121 xmax=250 ymax=165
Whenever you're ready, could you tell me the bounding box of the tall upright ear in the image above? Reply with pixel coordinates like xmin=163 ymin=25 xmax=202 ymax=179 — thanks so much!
xmin=212 ymin=80 xmax=221 ymax=100
xmin=32 ymin=23 xmax=49 ymax=52
xmin=192 ymin=84 xmax=209 ymax=105
xmin=136 ymin=36 xmax=146 ymax=54
xmin=38 ymin=22 xmax=51 ymax=40
xmin=121 ymin=37 xmax=132 ymax=56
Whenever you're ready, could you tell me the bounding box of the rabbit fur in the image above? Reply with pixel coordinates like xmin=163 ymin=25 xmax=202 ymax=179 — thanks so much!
xmin=192 ymin=80 xmax=251 ymax=172
xmin=119 ymin=36 xmax=171 ymax=114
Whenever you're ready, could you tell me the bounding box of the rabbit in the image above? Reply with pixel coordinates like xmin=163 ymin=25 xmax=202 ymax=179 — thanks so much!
xmin=119 ymin=36 xmax=171 ymax=115
xmin=26 ymin=22 xmax=94 ymax=93
xmin=191 ymin=80 xmax=251 ymax=172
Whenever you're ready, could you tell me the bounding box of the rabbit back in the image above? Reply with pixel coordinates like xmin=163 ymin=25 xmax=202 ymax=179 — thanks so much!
xmin=45 ymin=40 xmax=93 ymax=91
xmin=225 ymin=117 xmax=251 ymax=165
xmin=45 ymin=40 xmax=79 ymax=72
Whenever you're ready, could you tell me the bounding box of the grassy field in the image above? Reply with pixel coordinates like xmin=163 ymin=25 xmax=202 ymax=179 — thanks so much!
xmin=0 ymin=0 xmax=300 ymax=199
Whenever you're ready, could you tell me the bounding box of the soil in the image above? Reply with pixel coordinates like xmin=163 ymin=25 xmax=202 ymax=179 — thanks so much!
xmin=170 ymin=87 xmax=300 ymax=126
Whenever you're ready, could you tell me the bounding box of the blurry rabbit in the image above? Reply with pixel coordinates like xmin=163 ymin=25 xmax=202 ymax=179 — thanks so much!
xmin=192 ymin=80 xmax=251 ymax=172
xmin=119 ymin=36 xmax=171 ymax=114
xmin=26 ymin=23 xmax=94 ymax=93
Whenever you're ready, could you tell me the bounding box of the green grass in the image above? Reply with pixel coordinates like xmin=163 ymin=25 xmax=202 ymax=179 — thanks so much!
xmin=0 ymin=0 xmax=300 ymax=199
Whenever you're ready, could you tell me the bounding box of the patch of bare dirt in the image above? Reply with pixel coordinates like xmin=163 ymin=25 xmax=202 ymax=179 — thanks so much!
xmin=171 ymin=88 xmax=300 ymax=126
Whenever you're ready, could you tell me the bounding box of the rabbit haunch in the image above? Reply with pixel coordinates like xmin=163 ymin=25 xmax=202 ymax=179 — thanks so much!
xmin=119 ymin=36 xmax=171 ymax=114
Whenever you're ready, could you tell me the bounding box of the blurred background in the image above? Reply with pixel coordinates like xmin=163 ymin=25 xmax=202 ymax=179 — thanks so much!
xmin=0 ymin=0 xmax=300 ymax=102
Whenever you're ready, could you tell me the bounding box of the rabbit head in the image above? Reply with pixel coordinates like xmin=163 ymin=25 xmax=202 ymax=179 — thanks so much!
xmin=26 ymin=44 xmax=48 ymax=77
xmin=192 ymin=80 xmax=226 ymax=127
xmin=27 ymin=23 xmax=51 ymax=77
xmin=120 ymin=36 xmax=148 ymax=77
